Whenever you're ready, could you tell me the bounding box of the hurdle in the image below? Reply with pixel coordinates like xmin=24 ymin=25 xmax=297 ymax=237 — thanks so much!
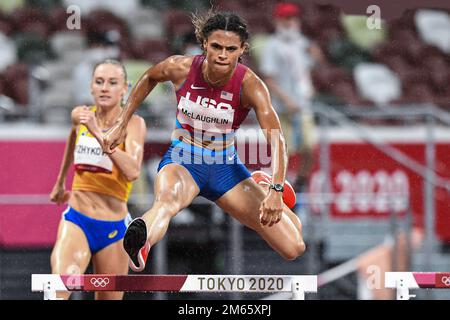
xmin=385 ymin=272 xmax=450 ymax=300
xmin=32 ymin=274 xmax=317 ymax=300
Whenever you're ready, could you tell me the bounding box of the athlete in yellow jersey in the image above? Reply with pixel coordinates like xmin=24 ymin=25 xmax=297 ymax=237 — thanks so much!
xmin=49 ymin=59 xmax=147 ymax=300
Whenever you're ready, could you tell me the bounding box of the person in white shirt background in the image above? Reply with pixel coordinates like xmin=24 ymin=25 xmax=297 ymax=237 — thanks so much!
xmin=260 ymin=2 xmax=325 ymax=193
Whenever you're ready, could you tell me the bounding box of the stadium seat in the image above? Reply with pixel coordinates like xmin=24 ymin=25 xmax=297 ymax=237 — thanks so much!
xmin=55 ymin=48 xmax=84 ymax=67
xmin=41 ymin=60 xmax=73 ymax=82
xmin=62 ymin=0 xmax=138 ymax=18
xmin=402 ymin=39 xmax=428 ymax=65
xmin=8 ymin=76 xmax=28 ymax=105
xmin=49 ymin=31 xmax=86 ymax=58
xmin=0 ymin=74 xmax=6 ymax=94
xmin=85 ymin=9 xmax=130 ymax=40
xmin=402 ymin=66 xmax=431 ymax=90
xmin=404 ymin=82 xmax=436 ymax=103
xmin=243 ymin=11 xmax=273 ymax=35
xmin=240 ymin=0 xmax=277 ymax=10
xmin=375 ymin=54 xmax=408 ymax=75
xmin=132 ymin=38 xmax=171 ymax=64
xmin=433 ymin=92 xmax=450 ymax=109
xmin=211 ymin=0 xmax=245 ymax=13
xmin=0 ymin=32 xmax=17 ymax=72
xmin=40 ymin=78 xmax=75 ymax=119
xmin=424 ymin=56 xmax=450 ymax=93
xmin=316 ymin=3 xmax=343 ymax=29
xmin=164 ymin=9 xmax=192 ymax=38
xmin=48 ymin=6 xmax=73 ymax=33
xmin=126 ymin=8 xmax=163 ymax=41
xmin=311 ymin=63 xmax=352 ymax=92
xmin=341 ymin=14 xmax=387 ymax=50
xmin=11 ymin=7 xmax=51 ymax=37
xmin=0 ymin=13 xmax=13 ymax=36
xmin=372 ymin=42 xmax=406 ymax=62
xmin=353 ymin=63 xmax=402 ymax=105
xmin=415 ymin=9 xmax=450 ymax=54
xmin=329 ymin=79 xmax=372 ymax=106
xmin=391 ymin=8 xmax=419 ymax=32
xmin=96 ymin=0 xmax=140 ymax=20
xmin=303 ymin=3 xmax=344 ymax=45
xmin=22 ymin=20 xmax=52 ymax=38
xmin=388 ymin=24 xmax=418 ymax=43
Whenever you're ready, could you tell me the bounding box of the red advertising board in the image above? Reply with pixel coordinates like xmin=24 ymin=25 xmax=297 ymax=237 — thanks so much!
xmin=1 ymin=126 xmax=449 ymax=247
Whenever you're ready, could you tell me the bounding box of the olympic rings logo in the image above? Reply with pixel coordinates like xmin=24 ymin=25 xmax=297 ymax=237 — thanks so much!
xmin=90 ymin=277 xmax=110 ymax=288
xmin=441 ymin=276 xmax=450 ymax=286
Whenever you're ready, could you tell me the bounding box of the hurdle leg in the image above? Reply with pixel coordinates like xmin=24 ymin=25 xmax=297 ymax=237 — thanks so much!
xmin=43 ymin=281 xmax=56 ymax=300
xmin=385 ymin=272 xmax=419 ymax=300
xmin=291 ymin=277 xmax=305 ymax=300
xmin=396 ymin=279 xmax=416 ymax=300
xmin=42 ymin=280 xmax=63 ymax=300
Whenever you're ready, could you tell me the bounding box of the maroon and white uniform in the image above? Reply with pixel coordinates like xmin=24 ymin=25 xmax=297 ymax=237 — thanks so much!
xmin=174 ymin=55 xmax=249 ymax=138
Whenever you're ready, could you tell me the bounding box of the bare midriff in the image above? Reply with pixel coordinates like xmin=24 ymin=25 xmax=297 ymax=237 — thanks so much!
xmin=69 ymin=190 xmax=128 ymax=221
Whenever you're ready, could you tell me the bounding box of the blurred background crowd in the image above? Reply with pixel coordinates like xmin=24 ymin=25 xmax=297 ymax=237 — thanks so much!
xmin=0 ymin=0 xmax=450 ymax=300
xmin=0 ymin=0 xmax=448 ymax=123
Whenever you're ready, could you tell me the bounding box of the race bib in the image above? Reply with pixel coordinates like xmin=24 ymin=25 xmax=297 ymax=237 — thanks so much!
xmin=177 ymin=96 xmax=234 ymax=133
xmin=74 ymin=135 xmax=113 ymax=173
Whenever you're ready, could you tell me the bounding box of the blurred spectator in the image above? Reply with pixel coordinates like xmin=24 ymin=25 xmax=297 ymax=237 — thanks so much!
xmin=415 ymin=9 xmax=450 ymax=55
xmin=72 ymin=30 xmax=120 ymax=105
xmin=354 ymin=63 xmax=402 ymax=106
xmin=260 ymin=2 xmax=324 ymax=192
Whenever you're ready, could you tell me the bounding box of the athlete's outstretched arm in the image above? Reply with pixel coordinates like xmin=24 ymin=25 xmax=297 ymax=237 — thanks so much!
xmin=242 ymin=71 xmax=288 ymax=226
xmin=49 ymin=106 xmax=84 ymax=204
xmin=102 ymin=55 xmax=191 ymax=153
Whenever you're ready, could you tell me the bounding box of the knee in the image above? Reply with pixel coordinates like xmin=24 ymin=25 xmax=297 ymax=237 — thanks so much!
xmin=281 ymin=239 xmax=306 ymax=261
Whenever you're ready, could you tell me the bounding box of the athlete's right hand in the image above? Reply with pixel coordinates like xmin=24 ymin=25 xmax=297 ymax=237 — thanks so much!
xmin=50 ymin=183 xmax=70 ymax=205
xmin=102 ymin=119 xmax=127 ymax=154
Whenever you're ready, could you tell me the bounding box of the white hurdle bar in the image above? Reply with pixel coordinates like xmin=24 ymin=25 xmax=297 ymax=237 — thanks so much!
xmin=32 ymin=274 xmax=317 ymax=300
xmin=385 ymin=272 xmax=450 ymax=300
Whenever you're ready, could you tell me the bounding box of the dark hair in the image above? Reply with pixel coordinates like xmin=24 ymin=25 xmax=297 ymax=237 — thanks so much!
xmin=192 ymin=11 xmax=249 ymax=59
xmin=92 ymin=59 xmax=127 ymax=83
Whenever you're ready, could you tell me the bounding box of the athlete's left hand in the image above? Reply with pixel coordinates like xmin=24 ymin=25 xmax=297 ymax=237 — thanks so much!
xmin=79 ymin=109 xmax=102 ymax=143
xmin=260 ymin=190 xmax=283 ymax=227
